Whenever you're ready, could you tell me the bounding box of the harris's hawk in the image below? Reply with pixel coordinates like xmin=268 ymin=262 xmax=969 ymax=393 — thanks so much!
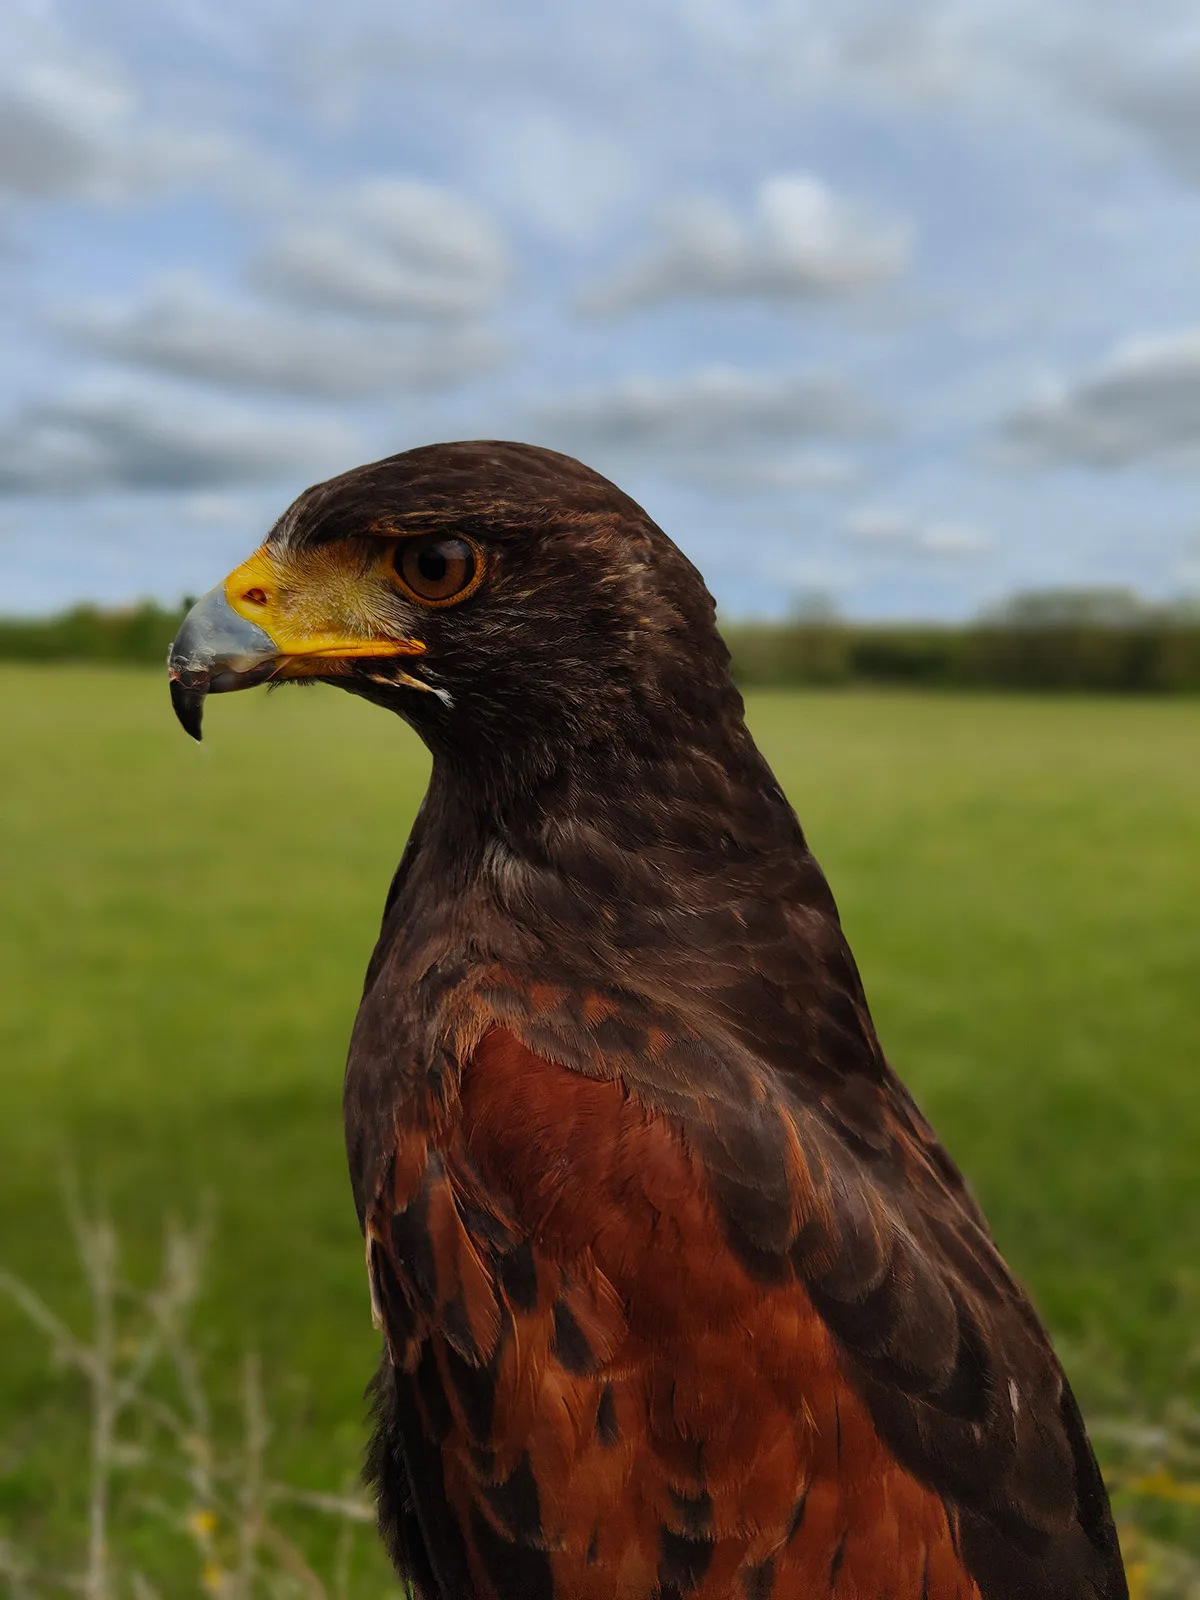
xmin=168 ymin=442 xmax=1127 ymax=1600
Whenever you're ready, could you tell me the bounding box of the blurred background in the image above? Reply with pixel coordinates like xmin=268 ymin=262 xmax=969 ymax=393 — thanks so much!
xmin=0 ymin=1 xmax=1198 ymax=1595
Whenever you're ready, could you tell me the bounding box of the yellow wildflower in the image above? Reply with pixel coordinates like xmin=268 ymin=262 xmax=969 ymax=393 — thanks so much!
xmin=186 ymin=1507 xmax=218 ymax=1538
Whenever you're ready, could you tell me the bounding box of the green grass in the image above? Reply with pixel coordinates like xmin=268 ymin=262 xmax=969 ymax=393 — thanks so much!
xmin=1 ymin=666 xmax=1198 ymax=1582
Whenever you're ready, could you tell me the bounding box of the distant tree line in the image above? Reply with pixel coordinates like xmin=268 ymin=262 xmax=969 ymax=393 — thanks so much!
xmin=0 ymin=600 xmax=189 ymax=664
xmin=1 ymin=590 xmax=1199 ymax=691
xmin=725 ymin=615 xmax=1200 ymax=694
xmin=724 ymin=587 xmax=1200 ymax=691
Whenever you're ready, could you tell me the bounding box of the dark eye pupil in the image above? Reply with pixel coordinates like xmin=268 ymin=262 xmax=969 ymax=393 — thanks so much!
xmin=397 ymin=535 xmax=478 ymax=602
xmin=418 ymin=548 xmax=448 ymax=584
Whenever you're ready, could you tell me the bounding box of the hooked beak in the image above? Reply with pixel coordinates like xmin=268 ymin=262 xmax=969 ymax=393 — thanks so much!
xmin=167 ymin=545 xmax=427 ymax=741
xmin=167 ymin=585 xmax=282 ymax=741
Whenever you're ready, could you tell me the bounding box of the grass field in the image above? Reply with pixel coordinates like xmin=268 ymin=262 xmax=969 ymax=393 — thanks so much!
xmin=1 ymin=665 xmax=1198 ymax=1591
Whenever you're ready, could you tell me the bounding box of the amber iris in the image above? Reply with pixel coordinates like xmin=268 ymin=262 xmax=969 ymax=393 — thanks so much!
xmin=396 ymin=535 xmax=479 ymax=604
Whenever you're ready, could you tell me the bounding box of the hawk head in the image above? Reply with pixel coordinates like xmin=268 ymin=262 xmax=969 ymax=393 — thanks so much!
xmin=169 ymin=441 xmax=740 ymax=786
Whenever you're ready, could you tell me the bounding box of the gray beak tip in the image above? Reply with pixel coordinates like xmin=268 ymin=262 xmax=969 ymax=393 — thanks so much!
xmin=169 ymin=674 xmax=206 ymax=741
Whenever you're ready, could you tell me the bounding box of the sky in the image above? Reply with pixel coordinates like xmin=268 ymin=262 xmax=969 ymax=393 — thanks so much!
xmin=2 ymin=0 xmax=1200 ymax=618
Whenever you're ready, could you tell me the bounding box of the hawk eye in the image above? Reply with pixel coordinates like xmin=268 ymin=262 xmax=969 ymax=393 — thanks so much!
xmin=394 ymin=535 xmax=480 ymax=605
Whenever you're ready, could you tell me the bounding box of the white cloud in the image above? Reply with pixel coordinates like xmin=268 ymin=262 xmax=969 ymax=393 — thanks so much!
xmin=471 ymin=112 xmax=638 ymax=244
xmin=843 ymin=507 xmax=994 ymax=557
xmin=919 ymin=522 xmax=995 ymax=557
xmin=0 ymin=389 xmax=358 ymax=496
xmin=0 ymin=50 xmax=250 ymax=204
xmin=534 ymin=366 xmax=879 ymax=490
xmin=179 ymin=491 xmax=263 ymax=529
xmin=580 ymin=174 xmax=911 ymax=315
xmin=539 ymin=366 xmax=878 ymax=451
xmin=63 ymin=285 xmax=507 ymax=398
xmin=1176 ymin=532 xmax=1200 ymax=588
xmin=1002 ymin=330 xmax=1200 ymax=469
xmin=252 ymin=179 xmax=511 ymax=319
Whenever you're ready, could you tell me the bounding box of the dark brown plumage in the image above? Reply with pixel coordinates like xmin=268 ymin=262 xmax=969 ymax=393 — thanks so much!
xmin=168 ymin=441 xmax=1128 ymax=1600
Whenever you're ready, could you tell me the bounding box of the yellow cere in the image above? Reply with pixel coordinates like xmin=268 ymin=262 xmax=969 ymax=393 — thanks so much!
xmin=221 ymin=543 xmax=425 ymax=670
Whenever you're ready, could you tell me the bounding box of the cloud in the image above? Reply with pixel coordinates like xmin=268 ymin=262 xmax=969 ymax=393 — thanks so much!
xmin=1001 ymin=330 xmax=1200 ymax=469
xmin=685 ymin=451 xmax=860 ymax=492
xmin=0 ymin=30 xmax=135 ymax=199
xmin=252 ymin=179 xmax=511 ymax=319
xmin=179 ymin=491 xmax=264 ymax=530
xmin=1178 ymin=544 xmax=1200 ymax=588
xmin=835 ymin=6 xmax=978 ymax=103
xmin=539 ymin=366 xmax=878 ymax=450
xmin=471 ymin=112 xmax=638 ymax=245
xmin=0 ymin=390 xmax=357 ymax=496
xmin=843 ymin=507 xmax=994 ymax=558
xmin=1073 ymin=36 xmax=1200 ymax=184
xmin=533 ymin=366 xmax=879 ymax=490
xmin=0 ymin=74 xmax=249 ymax=203
xmin=63 ymin=285 xmax=507 ymax=398
xmin=0 ymin=95 xmax=98 ymax=198
xmin=580 ymin=173 xmax=911 ymax=315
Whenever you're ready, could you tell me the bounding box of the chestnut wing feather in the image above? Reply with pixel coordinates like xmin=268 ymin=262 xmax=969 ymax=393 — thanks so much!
xmin=360 ymin=1003 xmax=1124 ymax=1600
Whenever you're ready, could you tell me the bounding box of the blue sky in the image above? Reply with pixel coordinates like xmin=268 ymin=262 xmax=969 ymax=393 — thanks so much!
xmin=3 ymin=0 xmax=1200 ymax=617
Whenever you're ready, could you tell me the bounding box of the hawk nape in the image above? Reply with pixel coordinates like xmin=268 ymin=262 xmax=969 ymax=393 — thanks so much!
xmin=168 ymin=441 xmax=1127 ymax=1600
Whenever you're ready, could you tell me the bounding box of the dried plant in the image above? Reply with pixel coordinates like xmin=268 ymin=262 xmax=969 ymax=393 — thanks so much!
xmin=0 ymin=1192 xmax=399 ymax=1599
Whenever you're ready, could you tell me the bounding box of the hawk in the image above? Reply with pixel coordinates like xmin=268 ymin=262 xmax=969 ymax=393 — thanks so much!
xmin=168 ymin=442 xmax=1126 ymax=1600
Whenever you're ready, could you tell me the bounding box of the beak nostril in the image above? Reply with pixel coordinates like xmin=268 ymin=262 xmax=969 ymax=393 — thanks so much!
xmin=243 ymin=587 xmax=268 ymax=605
